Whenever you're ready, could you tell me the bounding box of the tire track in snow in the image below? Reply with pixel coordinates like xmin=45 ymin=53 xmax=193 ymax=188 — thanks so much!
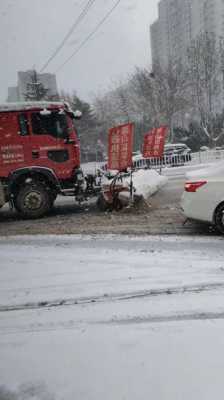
xmin=2 ymin=311 xmax=224 ymax=337
xmin=106 ymin=311 xmax=224 ymax=325
xmin=1 ymin=281 xmax=224 ymax=313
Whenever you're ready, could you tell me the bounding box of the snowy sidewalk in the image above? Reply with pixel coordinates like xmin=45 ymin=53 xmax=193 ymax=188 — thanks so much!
xmin=0 ymin=235 xmax=223 ymax=308
xmin=1 ymin=235 xmax=224 ymax=400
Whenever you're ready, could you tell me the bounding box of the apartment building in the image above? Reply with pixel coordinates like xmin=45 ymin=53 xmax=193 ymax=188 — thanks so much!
xmin=150 ymin=0 xmax=224 ymax=67
xmin=150 ymin=0 xmax=192 ymax=67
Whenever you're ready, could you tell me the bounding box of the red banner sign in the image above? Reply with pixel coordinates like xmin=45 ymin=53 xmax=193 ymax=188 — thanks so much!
xmin=143 ymin=126 xmax=168 ymax=158
xmin=108 ymin=123 xmax=134 ymax=171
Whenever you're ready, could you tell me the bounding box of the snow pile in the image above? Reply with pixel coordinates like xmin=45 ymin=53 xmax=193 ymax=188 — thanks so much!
xmin=101 ymin=169 xmax=168 ymax=201
xmin=40 ymin=108 xmax=52 ymax=115
xmin=81 ymin=162 xmax=168 ymax=200
xmin=0 ymin=101 xmax=64 ymax=112
xmin=81 ymin=161 xmax=107 ymax=174
xmin=132 ymin=169 xmax=168 ymax=199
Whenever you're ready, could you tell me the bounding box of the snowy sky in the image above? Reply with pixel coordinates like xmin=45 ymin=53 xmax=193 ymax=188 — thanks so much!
xmin=0 ymin=0 xmax=159 ymax=102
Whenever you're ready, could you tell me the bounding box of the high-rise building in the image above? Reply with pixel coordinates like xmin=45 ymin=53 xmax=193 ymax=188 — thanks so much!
xmin=150 ymin=0 xmax=224 ymax=67
xmin=7 ymin=70 xmax=58 ymax=102
xmin=150 ymin=0 xmax=192 ymax=67
xmin=7 ymin=86 xmax=19 ymax=102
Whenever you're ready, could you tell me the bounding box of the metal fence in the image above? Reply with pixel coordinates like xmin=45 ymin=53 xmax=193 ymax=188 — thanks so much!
xmin=191 ymin=149 xmax=224 ymax=165
xmin=82 ymin=150 xmax=224 ymax=175
xmin=133 ymin=149 xmax=224 ymax=170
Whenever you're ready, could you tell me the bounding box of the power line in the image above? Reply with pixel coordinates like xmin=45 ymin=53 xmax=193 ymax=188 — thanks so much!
xmin=40 ymin=0 xmax=96 ymax=73
xmin=56 ymin=0 xmax=122 ymax=73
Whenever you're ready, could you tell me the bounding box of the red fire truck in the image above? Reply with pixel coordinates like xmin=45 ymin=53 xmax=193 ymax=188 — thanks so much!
xmin=0 ymin=101 xmax=98 ymax=218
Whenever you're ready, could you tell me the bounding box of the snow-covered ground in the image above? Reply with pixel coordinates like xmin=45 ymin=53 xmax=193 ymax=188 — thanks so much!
xmin=185 ymin=160 xmax=224 ymax=180
xmin=1 ymin=235 xmax=224 ymax=399
xmin=161 ymin=160 xmax=224 ymax=182
xmin=162 ymin=162 xmax=214 ymax=177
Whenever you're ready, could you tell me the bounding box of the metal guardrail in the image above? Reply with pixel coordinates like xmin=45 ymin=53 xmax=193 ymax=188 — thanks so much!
xmin=82 ymin=150 xmax=224 ymax=175
xmin=191 ymin=149 xmax=224 ymax=164
xmin=133 ymin=155 xmax=191 ymax=170
xmin=133 ymin=150 xmax=224 ymax=170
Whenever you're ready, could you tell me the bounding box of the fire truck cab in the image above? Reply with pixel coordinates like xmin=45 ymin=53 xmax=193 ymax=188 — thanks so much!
xmin=0 ymin=101 xmax=90 ymax=218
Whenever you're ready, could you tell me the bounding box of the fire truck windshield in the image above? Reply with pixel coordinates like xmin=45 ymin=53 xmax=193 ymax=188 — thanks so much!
xmin=31 ymin=111 xmax=69 ymax=139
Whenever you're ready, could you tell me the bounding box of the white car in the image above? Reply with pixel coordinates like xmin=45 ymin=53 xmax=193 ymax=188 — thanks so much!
xmin=164 ymin=143 xmax=192 ymax=164
xmin=181 ymin=162 xmax=224 ymax=233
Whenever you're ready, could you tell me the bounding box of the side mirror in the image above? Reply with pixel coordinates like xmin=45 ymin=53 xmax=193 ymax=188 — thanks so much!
xmin=64 ymin=138 xmax=75 ymax=144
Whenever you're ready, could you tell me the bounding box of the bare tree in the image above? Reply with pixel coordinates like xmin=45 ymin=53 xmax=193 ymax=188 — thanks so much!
xmin=24 ymin=70 xmax=49 ymax=101
xmin=94 ymin=60 xmax=192 ymax=145
xmin=187 ymin=32 xmax=224 ymax=146
xmin=130 ymin=62 xmax=190 ymax=141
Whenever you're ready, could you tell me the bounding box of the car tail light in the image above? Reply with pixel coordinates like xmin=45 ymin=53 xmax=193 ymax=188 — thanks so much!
xmin=185 ymin=181 xmax=207 ymax=192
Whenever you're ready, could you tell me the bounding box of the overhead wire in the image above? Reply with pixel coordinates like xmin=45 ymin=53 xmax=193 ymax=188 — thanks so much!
xmin=40 ymin=0 xmax=96 ymax=72
xmin=55 ymin=0 xmax=122 ymax=73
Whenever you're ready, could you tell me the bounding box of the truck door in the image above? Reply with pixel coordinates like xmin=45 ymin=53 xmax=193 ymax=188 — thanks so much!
xmin=17 ymin=113 xmax=31 ymax=165
xmin=29 ymin=110 xmax=77 ymax=179
xmin=0 ymin=112 xmax=30 ymax=177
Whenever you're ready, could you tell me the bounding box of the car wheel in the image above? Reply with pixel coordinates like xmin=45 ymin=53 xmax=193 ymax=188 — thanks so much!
xmin=214 ymin=203 xmax=224 ymax=234
xmin=15 ymin=183 xmax=51 ymax=219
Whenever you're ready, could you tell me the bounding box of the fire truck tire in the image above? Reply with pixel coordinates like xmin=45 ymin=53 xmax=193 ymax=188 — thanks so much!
xmin=113 ymin=197 xmax=123 ymax=211
xmin=15 ymin=183 xmax=51 ymax=219
xmin=96 ymin=194 xmax=109 ymax=212
xmin=49 ymin=193 xmax=57 ymax=208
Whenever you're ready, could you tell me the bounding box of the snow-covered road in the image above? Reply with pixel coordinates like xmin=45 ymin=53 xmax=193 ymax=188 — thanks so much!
xmin=1 ymin=235 xmax=224 ymax=399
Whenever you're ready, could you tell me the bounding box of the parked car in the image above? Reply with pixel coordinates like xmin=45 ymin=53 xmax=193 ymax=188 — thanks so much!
xmin=181 ymin=161 xmax=224 ymax=233
xmin=200 ymin=146 xmax=210 ymax=152
xmin=163 ymin=143 xmax=192 ymax=166
xmin=132 ymin=144 xmax=192 ymax=169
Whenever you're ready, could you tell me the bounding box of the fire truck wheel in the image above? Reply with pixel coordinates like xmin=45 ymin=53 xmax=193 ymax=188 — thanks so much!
xmin=50 ymin=193 xmax=57 ymax=208
xmin=113 ymin=197 xmax=123 ymax=211
xmin=96 ymin=194 xmax=109 ymax=212
xmin=15 ymin=183 xmax=51 ymax=219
